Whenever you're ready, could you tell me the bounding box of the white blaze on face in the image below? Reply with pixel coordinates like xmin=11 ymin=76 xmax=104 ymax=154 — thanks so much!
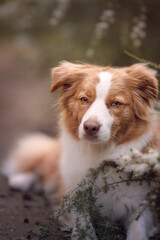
xmin=79 ymin=71 xmax=114 ymax=142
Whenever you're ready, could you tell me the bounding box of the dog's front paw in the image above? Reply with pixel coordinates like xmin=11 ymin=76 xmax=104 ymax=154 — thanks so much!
xmin=126 ymin=225 xmax=148 ymax=240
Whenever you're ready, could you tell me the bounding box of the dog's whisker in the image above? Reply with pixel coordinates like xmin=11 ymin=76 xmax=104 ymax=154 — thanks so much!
xmin=50 ymin=102 xmax=59 ymax=109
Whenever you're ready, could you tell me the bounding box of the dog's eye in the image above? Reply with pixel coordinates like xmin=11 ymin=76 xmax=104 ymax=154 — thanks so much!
xmin=80 ymin=97 xmax=89 ymax=103
xmin=111 ymin=101 xmax=122 ymax=107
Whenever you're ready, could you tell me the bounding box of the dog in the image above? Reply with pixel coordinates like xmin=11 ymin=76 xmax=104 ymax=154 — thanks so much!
xmin=2 ymin=62 xmax=160 ymax=240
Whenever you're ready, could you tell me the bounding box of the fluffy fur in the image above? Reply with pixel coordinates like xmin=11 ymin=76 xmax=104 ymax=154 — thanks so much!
xmin=2 ymin=62 xmax=160 ymax=240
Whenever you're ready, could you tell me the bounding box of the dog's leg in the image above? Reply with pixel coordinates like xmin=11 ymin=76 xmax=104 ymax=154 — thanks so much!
xmin=125 ymin=209 xmax=156 ymax=240
xmin=126 ymin=220 xmax=148 ymax=240
xmin=71 ymin=212 xmax=97 ymax=240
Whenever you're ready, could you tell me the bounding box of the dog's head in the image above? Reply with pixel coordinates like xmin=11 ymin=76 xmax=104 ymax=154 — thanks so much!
xmin=50 ymin=61 xmax=158 ymax=145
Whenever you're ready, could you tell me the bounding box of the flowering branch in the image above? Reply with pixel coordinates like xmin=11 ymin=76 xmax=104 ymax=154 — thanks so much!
xmin=57 ymin=148 xmax=160 ymax=239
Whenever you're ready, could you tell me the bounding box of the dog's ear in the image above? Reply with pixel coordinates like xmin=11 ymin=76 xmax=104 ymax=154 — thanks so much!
xmin=50 ymin=61 xmax=86 ymax=93
xmin=126 ymin=64 xmax=159 ymax=119
xmin=126 ymin=63 xmax=158 ymax=101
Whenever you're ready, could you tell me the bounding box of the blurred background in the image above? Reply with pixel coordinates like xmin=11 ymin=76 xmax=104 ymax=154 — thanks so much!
xmin=0 ymin=0 xmax=160 ymax=160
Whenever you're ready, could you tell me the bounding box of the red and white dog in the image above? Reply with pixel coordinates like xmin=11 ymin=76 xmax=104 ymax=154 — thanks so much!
xmin=3 ymin=62 xmax=160 ymax=240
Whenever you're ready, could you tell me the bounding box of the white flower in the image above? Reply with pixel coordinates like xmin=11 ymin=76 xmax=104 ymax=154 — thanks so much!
xmin=117 ymin=148 xmax=159 ymax=176
xmin=148 ymin=148 xmax=159 ymax=155
xmin=138 ymin=30 xmax=146 ymax=38
xmin=124 ymin=163 xmax=150 ymax=176
xmin=135 ymin=163 xmax=150 ymax=175
xmin=117 ymin=155 xmax=132 ymax=168
xmin=101 ymin=9 xmax=115 ymax=23
xmin=138 ymin=21 xmax=146 ymax=29
xmin=142 ymin=154 xmax=159 ymax=165
xmin=124 ymin=163 xmax=138 ymax=172
xmin=134 ymin=39 xmax=142 ymax=47
xmin=141 ymin=149 xmax=159 ymax=166
xmin=153 ymin=163 xmax=160 ymax=171
xmin=131 ymin=149 xmax=143 ymax=158
xmin=122 ymin=155 xmax=132 ymax=162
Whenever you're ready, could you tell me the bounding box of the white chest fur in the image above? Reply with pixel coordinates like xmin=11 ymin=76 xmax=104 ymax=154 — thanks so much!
xmin=60 ymin=128 xmax=153 ymax=190
xmin=60 ymin=129 xmax=154 ymax=223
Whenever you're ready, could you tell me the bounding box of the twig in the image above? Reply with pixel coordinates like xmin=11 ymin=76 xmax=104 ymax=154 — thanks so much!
xmin=124 ymin=50 xmax=160 ymax=70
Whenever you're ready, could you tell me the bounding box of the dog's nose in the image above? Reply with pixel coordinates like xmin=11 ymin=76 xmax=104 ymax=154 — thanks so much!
xmin=84 ymin=120 xmax=100 ymax=136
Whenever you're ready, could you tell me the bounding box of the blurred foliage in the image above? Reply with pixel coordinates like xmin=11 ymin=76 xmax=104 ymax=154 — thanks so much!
xmin=0 ymin=0 xmax=160 ymax=72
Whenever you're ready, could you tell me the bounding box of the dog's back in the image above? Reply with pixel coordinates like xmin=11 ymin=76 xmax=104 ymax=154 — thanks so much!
xmin=2 ymin=133 xmax=63 ymax=195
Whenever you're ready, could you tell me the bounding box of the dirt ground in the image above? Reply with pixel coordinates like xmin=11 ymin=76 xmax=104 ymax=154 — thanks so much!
xmin=0 ymin=174 xmax=67 ymax=240
xmin=0 ymin=47 xmax=66 ymax=240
